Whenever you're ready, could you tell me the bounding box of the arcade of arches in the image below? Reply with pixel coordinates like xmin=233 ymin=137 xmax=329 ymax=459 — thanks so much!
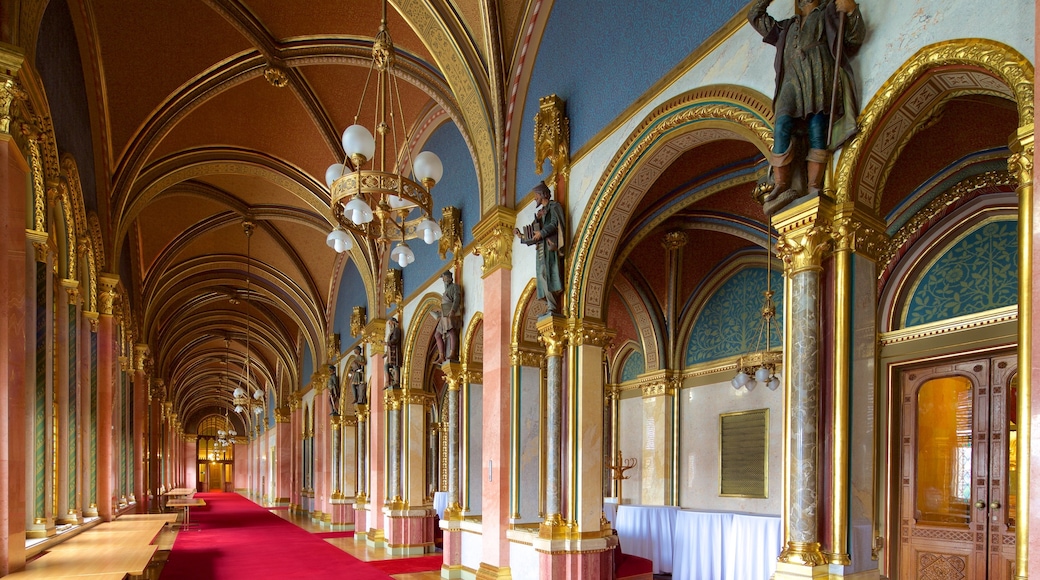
xmin=0 ymin=1 xmax=1038 ymax=579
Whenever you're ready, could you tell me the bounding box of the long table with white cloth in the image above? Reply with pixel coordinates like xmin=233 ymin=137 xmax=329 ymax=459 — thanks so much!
xmin=614 ymin=504 xmax=781 ymax=579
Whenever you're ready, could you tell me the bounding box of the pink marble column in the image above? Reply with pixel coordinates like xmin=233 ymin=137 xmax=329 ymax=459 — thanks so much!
xmin=479 ymin=265 xmax=511 ymax=576
xmin=290 ymin=400 xmax=301 ymax=508
xmin=314 ymin=385 xmax=330 ymax=521
xmin=96 ymin=274 xmax=119 ymax=521
xmin=275 ymin=414 xmax=291 ymax=506
xmin=1 ymin=128 xmax=29 ymax=574
xmin=366 ymin=321 xmax=388 ymax=546
xmin=132 ymin=344 xmax=148 ymax=510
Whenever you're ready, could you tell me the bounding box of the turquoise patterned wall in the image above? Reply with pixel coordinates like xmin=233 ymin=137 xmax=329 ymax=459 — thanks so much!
xmin=685 ymin=267 xmax=784 ymax=366
xmin=620 ymin=350 xmax=645 ymax=383
xmin=904 ymin=219 xmax=1018 ymax=328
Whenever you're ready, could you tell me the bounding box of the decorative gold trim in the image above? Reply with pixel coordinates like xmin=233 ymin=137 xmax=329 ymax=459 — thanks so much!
xmin=473 ymin=207 xmax=516 ymax=277
xmin=880 ymin=306 xmax=1017 ymax=347
xmin=383 ymin=268 xmax=403 ymax=307
xmin=881 ymin=171 xmax=1016 ymax=276
xmin=778 ymin=541 xmax=828 ymax=567
xmin=536 ymin=316 xmax=568 ymax=357
xmin=98 ymin=273 xmax=120 ymax=316
xmin=774 ymin=197 xmax=835 ymax=275
xmin=461 ymin=312 xmax=483 ymax=367
xmin=534 ymin=94 xmax=570 ymax=197
xmin=566 ymin=318 xmax=614 ymax=348
xmin=439 ymin=205 xmax=463 ymax=261
xmin=834 ymin=39 xmax=1033 ymax=211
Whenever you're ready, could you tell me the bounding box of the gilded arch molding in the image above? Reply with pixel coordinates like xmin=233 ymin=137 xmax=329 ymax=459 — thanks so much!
xmin=461 ymin=312 xmax=483 ymax=369
xmin=569 ymin=86 xmax=774 ymax=320
xmin=403 ymin=294 xmax=441 ymax=392
xmin=834 ymin=38 xmax=1034 ymax=212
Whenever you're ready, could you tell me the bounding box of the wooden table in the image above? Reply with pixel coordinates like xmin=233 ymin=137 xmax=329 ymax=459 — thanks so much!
xmin=167 ymin=497 xmax=206 ymax=531
xmin=8 ymin=544 xmax=158 ymax=578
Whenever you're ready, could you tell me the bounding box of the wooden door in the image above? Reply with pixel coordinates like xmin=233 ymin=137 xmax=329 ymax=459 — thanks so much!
xmin=208 ymin=463 xmax=224 ymax=492
xmin=899 ymin=356 xmax=1017 ymax=580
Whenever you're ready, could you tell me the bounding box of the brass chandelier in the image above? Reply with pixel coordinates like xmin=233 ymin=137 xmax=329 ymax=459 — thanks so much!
xmin=325 ymin=0 xmax=443 ymax=267
xmin=731 ymin=234 xmax=782 ymax=393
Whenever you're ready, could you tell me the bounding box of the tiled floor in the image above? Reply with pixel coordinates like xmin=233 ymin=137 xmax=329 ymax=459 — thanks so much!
xmin=272 ymin=509 xmax=441 ymax=580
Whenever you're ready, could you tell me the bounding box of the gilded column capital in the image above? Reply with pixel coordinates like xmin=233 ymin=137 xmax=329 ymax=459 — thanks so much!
xmin=1008 ymin=123 xmax=1034 ymax=180
xmin=330 ymin=415 xmax=342 ymax=428
xmin=830 ymin=208 xmax=888 ymax=261
xmin=637 ymin=369 xmax=681 ymax=398
xmin=364 ymin=318 xmax=388 ymax=355
xmin=118 ymin=356 xmax=131 ymax=372
xmin=150 ymin=379 xmax=166 ymax=403
xmin=60 ymin=278 xmax=80 ymax=304
xmin=98 ymin=273 xmax=121 ymax=317
xmin=83 ymin=310 xmax=99 ymax=332
xmin=384 ymin=389 xmax=404 ymax=411
xmin=288 ymin=392 xmax=301 ymax=411
xmin=473 ymin=207 xmax=516 ymax=277
xmin=536 ymin=315 xmax=569 ymax=357
xmin=566 ymin=317 xmax=615 ymax=347
xmin=134 ymin=344 xmax=150 ymax=372
xmin=441 ymin=361 xmax=466 ymax=391
xmin=355 ymin=403 xmax=370 ymax=421
xmin=350 ymin=306 xmax=367 ymax=341
xmin=275 ymin=406 xmax=290 ymax=423
xmin=605 ymin=384 xmax=621 ymax=401
xmin=313 ymin=369 xmax=329 ymax=393
xmin=0 ymin=49 xmax=27 ymax=135
xmin=774 ymin=197 xmax=834 ymax=275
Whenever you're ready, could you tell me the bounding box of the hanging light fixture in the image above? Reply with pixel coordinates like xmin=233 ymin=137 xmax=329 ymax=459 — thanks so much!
xmin=324 ymin=0 xmax=443 ymax=260
xmin=233 ymin=221 xmax=267 ymax=420
xmin=732 ymin=231 xmax=782 ymax=393
xmin=217 ymin=337 xmax=238 ymax=448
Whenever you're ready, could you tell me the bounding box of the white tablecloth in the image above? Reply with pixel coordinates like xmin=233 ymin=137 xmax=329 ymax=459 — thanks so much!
xmin=671 ymin=510 xmax=734 ymax=580
xmin=433 ymin=491 xmax=449 ymax=520
xmin=725 ymin=513 xmax=782 ymax=580
xmin=614 ymin=505 xmax=679 ymax=574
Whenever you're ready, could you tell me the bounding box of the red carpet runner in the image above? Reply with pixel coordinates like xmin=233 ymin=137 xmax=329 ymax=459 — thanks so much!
xmin=368 ymin=555 xmax=443 ymax=574
xmin=160 ymin=493 xmax=394 ymax=579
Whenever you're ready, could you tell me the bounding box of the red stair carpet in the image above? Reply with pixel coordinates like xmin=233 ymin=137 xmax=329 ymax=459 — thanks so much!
xmin=160 ymin=493 xmax=393 ymax=580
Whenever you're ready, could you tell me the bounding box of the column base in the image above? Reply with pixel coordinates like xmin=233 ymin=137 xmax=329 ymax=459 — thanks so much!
xmin=84 ymin=503 xmax=99 ymax=518
xmin=773 ymin=561 xmax=832 ymax=580
xmin=58 ymin=509 xmax=83 ymax=525
xmin=475 ymin=563 xmax=512 ymax=580
xmin=441 ymin=521 xmax=463 ymax=578
xmin=329 ymin=500 xmax=355 ymax=528
xmin=365 ymin=527 xmax=386 ymax=549
xmin=27 ymin=518 xmax=56 ymax=540
xmin=384 ymin=506 xmax=436 ymax=555
xmin=533 ymin=536 xmax=612 ymax=580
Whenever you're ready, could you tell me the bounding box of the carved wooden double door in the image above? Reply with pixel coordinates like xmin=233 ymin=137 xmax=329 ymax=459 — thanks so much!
xmin=899 ymin=354 xmax=1017 ymax=580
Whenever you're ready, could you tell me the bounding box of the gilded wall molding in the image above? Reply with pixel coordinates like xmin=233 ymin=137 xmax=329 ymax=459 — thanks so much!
xmin=834 ymin=39 xmax=1034 ymax=211
xmin=534 ymin=94 xmax=570 ymax=190
xmin=473 ymin=207 xmax=516 ymax=277
xmin=566 ymin=318 xmax=615 ymax=348
xmin=461 ymin=312 xmax=484 ymax=367
xmin=569 ymin=86 xmax=773 ymax=320
xmin=878 ymin=171 xmax=1016 ymax=276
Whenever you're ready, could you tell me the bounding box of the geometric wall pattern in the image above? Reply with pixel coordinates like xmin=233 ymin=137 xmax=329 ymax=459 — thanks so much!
xmin=620 ymin=350 xmax=645 ymax=383
xmin=686 ymin=267 xmax=785 ymax=366
xmin=904 ymin=219 xmax=1018 ymax=328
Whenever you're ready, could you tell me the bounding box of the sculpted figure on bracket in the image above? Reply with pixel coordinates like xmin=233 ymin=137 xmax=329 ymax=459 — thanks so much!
xmin=749 ymin=0 xmax=865 ymax=215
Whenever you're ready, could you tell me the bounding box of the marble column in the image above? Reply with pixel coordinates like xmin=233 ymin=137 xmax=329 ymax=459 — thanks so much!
xmin=354 ymin=404 xmax=369 ymax=538
xmin=314 ymin=372 xmax=329 ymax=521
xmin=0 ymin=73 xmax=30 ymax=572
xmin=440 ymin=362 xmax=465 ymax=578
xmin=473 ymin=207 xmax=515 ymax=579
xmin=364 ymin=318 xmax=388 ymax=548
xmin=385 ymin=388 xmax=435 ymax=555
xmin=148 ymin=380 xmax=163 ymax=509
xmin=96 ymin=274 xmax=120 ymax=522
xmin=132 ymin=344 xmax=149 ymax=510
xmin=639 ymin=372 xmax=676 ymax=506
xmin=55 ymin=280 xmax=74 ymax=524
xmin=275 ymin=407 xmax=291 ymax=506
xmin=774 ymin=198 xmax=833 ymax=573
xmin=536 ymin=315 xmax=566 ymax=537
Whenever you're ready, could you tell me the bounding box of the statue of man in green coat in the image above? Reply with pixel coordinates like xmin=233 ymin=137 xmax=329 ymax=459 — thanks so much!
xmin=515 ymin=181 xmax=566 ymax=316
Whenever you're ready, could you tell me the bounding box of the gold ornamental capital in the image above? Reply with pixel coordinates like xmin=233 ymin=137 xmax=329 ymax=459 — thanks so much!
xmin=566 ymin=317 xmax=615 ymax=348
xmin=830 ymin=208 xmax=889 ymax=261
xmin=440 ymin=361 xmax=466 ymax=391
xmin=98 ymin=273 xmax=121 ymax=316
xmin=1008 ymin=123 xmax=1034 ymax=180
xmin=773 ymin=197 xmax=835 ymax=275
xmin=536 ymin=315 xmax=569 ymax=357
xmin=473 ymin=207 xmax=516 ymax=277
xmin=364 ymin=318 xmax=388 ymax=355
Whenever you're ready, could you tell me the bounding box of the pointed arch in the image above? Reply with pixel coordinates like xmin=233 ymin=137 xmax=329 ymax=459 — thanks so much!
xmin=403 ymin=293 xmax=441 ymax=392
xmin=834 ymin=38 xmax=1033 ymax=212
xmin=568 ymin=85 xmax=774 ymax=320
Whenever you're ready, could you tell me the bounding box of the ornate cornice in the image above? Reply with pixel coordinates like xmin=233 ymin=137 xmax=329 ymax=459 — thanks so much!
xmin=636 ymin=370 xmax=682 ymax=399
xmin=510 ymin=344 xmax=543 ymax=368
xmin=473 ymin=207 xmax=516 ymax=277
